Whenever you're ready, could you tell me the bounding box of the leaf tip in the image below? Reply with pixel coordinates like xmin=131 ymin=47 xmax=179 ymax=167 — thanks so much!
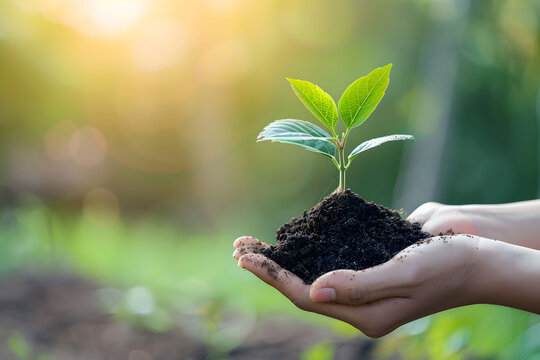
xmin=285 ymin=77 xmax=298 ymax=84
xmin=378 ymin=64 xmax=392 ymax=77
xmin=380 ymin=63 xmax=392 ymax=72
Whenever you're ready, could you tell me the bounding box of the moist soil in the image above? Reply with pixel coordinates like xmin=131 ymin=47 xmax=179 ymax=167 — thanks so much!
xmin=261 ymin=189 xmax=431 ymax=284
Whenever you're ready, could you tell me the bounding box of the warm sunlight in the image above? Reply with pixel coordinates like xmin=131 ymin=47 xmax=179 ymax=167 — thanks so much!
xmin=17 ymin=0 xmax=150 ymax=37
xmin=88 ymin=0 xmax=148 ymax=36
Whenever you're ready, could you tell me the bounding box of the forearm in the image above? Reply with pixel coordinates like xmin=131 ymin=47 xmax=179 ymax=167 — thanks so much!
xmin=475 ymin=238 xmax=540 ymax=314
xmin=463 ymin=200 xmax=540 ymax=250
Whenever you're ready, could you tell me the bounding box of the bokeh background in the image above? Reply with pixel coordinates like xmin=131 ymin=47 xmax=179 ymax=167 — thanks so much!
xmin=1 ymin=0 xmax=539 ymax=359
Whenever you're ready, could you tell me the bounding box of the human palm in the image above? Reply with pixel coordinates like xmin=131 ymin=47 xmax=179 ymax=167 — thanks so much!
xmin=233 ymin=234 xmax=483 ymax=338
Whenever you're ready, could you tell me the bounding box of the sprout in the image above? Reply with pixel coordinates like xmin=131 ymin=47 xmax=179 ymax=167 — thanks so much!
xmin=257 ymin=64 xmax=414 ymax=191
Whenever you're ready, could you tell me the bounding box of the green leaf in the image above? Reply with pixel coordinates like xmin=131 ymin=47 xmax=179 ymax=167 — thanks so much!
xmin=257 ymin=119 xmax=337 ymax=159
xmin=348 ymin=134 xmax=414 ymax=161
xmin=287 ymin=78 xmax=338 ymax=131
xmin=338 ymin=64 xmax=392 ymax=129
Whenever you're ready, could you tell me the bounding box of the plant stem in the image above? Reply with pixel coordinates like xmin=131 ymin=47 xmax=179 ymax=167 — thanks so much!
xmin=337 ymin=129 xmax=351 ymax=191
xmin=338 ymin=146 xmax=345 ymax=191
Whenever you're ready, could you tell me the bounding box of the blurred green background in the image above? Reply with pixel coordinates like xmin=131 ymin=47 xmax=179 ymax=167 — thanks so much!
xmin=0 ymin=0 xmax=539 ymax=359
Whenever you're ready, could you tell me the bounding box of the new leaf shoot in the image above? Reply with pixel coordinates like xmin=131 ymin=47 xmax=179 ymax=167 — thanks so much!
xmin=257 ymin=64 xmax=414 ymax=190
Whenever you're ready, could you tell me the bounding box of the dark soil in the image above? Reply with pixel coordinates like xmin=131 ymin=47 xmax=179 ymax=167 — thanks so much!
xmin=261 ymin=190 xmax=431 ymax=284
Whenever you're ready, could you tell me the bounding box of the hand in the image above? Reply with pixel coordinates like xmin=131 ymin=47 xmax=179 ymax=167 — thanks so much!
xmin=406 ymin=202 xmax=480 ymax=236
xmin=408 ymin=201 xmax=540 ymax=250
xmin=233 ymin=234 xmax=485 ymax=338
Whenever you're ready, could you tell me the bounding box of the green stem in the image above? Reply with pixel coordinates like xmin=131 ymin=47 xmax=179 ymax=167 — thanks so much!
xmin=339 ymin=147 xmax=346 ymax=190
xmin=337 ymin=128 xmax=351 ymax=191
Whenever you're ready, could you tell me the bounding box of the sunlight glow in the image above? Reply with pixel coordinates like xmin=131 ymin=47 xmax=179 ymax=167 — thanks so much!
xmin=205 ymin=0 xmax=242 ymax=12
xmin=89 ymin=0 xmax=148 ymax=35
xmin=15 ymin=0 xmax=149 ymax=37
xmin=199 ymin=40 xmax=252 ymax=86
xmin=131 ymin=20 xmax=188 ymax=72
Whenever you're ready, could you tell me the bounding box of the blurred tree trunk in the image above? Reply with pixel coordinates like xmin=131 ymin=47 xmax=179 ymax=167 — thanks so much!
xmin=393 ymin=0 xmax=471 ymax=212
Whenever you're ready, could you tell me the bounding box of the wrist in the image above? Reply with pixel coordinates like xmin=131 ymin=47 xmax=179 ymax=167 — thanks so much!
xmin=474 ymin=237 xmax=540 ymax=313
xmin=459 ymin=205 xmax=506 ymax=240
xmin=463 ymin=203 xmax=540 ymax=250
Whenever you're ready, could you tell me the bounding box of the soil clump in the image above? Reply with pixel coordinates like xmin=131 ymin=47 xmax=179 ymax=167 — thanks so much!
xmin=261 ymin=190 xmax=431 ymax=284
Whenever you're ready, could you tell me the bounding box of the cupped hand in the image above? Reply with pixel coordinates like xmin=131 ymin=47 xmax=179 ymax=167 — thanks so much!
xmin=408 ymin=201 xmax=540 ymax=251
xmin=407 ymin=202 xmax=480 ymax=236
xmin=233 ymin=234 xmax=486 ymax=338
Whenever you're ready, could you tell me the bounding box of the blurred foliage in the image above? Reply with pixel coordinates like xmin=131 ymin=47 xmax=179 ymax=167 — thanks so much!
xmin=0 ymin=0 xmax=539 ymax=359
xmin=6 ymin=331 xmax=58 ymax=360
xmin=441 ymin=0 xmax=540 ymax=204
xmin=7 ymin=332 xmax=30 ymax=359
xmin=301 ymin=341 xmax=335 ymax=360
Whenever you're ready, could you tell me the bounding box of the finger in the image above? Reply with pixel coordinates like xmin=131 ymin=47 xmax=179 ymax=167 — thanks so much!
xmin=423 ymin=216 xmax=476 ymax=236
xmin=232 ymin=244 xmax=267 ymax=260
xmin=310 ymin=263 xmax=412 ymax=305
xmin=406 ymin=202 xmax=441 ymax=226
xmin=238 ymin=253 xmax=313 ymax=310
xmin=233 ymin=236 xmax=269 ymax=249
xmin=232 ymin=236 xmax=270 ymax=260
xmin=237 ymin=253 xmax=363 ymax=321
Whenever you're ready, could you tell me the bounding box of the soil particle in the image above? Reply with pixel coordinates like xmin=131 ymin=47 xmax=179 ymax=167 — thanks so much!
xmin=261 ymin=259 xmax=279 ymax=281
xmin=261 ymin=190 xmax=431 ymax=284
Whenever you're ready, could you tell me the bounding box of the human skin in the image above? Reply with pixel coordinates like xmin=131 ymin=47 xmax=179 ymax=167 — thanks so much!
xmin=407 ymin=200 xmax=540 ymax=250
xmin=233 ymin=206 xmax=540 ymax=337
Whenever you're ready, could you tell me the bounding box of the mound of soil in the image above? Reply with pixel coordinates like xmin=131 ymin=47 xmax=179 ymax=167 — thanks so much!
xmin=261 ymin=190 xmax=431 ymax=284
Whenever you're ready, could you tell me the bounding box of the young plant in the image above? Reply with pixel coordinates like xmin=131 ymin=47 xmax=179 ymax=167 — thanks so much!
xmin=257 ymin=64 xmax=413 ymax=191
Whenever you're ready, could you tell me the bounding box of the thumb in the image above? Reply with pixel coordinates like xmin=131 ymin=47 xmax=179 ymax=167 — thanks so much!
xmin=310 ymin=262 xmax=410 ymax=305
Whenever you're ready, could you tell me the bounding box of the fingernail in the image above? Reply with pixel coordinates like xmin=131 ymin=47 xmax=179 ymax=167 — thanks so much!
xmin=312 ymin=288 xmax=337 ymax=303
xmin=232 ymin=249 xmax=240 ymax=259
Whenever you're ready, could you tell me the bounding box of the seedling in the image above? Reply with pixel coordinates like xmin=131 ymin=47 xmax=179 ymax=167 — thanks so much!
xmin=257 ymin=64 xmax=413 ymax=190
